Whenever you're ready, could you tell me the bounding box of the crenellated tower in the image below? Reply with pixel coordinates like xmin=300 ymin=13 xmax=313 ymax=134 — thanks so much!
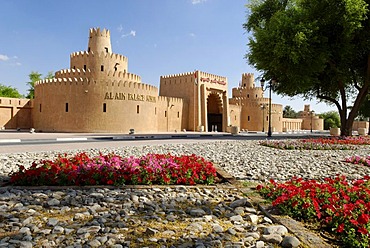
xmin=88 ymin=28 xmax=112 ymax=54
xmin=229 ymin=73 xmax=283 ymax=132
xmin=69 ymin=27 xmax=129 ymax=79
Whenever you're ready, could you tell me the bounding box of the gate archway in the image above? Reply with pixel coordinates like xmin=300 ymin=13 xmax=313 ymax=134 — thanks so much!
xmin=207 ymin=93 xmax=223 ymax=132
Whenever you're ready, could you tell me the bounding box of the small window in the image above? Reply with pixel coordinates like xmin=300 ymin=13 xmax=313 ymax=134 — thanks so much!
xmin=9 ymin=100 xmax=11 ymax=104
xmin=101 ymin=65 xmax=104 ymax=71
xmin=73 ymin=66 xmax=76 ymax=69
xmin=88 ymin=47 xmax=91 ymax=52
xmin=19 ymin=100 xmax=21 ymax=105
xmin=165 ymin=111 xmax=167 ymax=117
xmin=84 ymin=65 xmax=87 ymax=71
xmin=177 ymin=111 xmax=180 ymax=118
xmin=65 ymin=103 xmax=69 ymax=112
xmin=235 ymin=116 xmax=236 ymax=121
xmin=247 ymin=94 xmax=249 ymax=98
xmin=248 ymin=116 xmax=250 ymax=121
xmin=103 ymin=103 xmax=107 ymax=112
xmin=256 ymin=94 xmax=257 ymax=98
xmin=105 ymin=47 xmax=109 ymax=53
xmin=155 ymin=107 xmax=157 ymax=115
xmin=0 ymin=99 xmax=1 ymax=104
xmin=266 ymin=116 xmax=269 ymax=121
xmin=137 ymin=105 xmax=140 ymax=114
xmin=39 ymin=104 xmax=42 ymax=112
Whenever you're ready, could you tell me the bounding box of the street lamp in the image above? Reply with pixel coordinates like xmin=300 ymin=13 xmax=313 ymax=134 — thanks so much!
xmin=310 ymin=110 xmax=315 ymax=133
xmin=261 ymin=78 xmax=276 ymax=137
xmin=260 ymin=104 xmax=266 ymax=132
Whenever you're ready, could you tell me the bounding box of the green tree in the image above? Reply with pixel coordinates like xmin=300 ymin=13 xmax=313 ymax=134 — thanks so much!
xmin=26 ymin=71 xmax=54 ymax=99
xmin=283 ymin=105 xmax=298 ymax=118
xmin=245 ymin=0 xmax=370 ymax=136
xmin=319 ymin=111 xmax=341 ymax=130
xmin=0 ymin=84 xmax=23 ymax=98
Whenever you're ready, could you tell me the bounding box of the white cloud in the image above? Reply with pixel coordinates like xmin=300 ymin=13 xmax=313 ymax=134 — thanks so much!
xmin=189 ymin=33 xmax=196 ymax=37
xmin=121 ymin=30 xmax=136 ymax=38
xmin=192 ymin=0 xmax=207 ymax=4
xmin=0 ymin=54 xmax=9 ymax=61
xmin=117 ymin=24 xmax=123 ymax=33
xmin=15 ymin=62 xmax=21 ymax=66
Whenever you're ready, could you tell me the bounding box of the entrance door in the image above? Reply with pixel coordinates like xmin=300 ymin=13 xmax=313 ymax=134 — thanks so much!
xmin=207 ymin=113 xmax=222 ymax=132
xmin=207 ymin=93 xmax=223 ymax=132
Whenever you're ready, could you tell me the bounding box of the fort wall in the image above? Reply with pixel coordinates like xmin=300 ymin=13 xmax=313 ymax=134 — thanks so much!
xmin=0 ymin=97 xmax=33 ymax=129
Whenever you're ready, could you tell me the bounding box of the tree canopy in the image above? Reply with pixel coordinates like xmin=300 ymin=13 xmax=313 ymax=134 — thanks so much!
xmin=0 ymin=84 xmax=23 ymax=98
xmin=319 ymin=111 xmax=341 ymax=130
xmin=283 ymin=105 xmax=298 ymax=118
xmin=26 ymin=71 xmax=54 ymax=99
xmin=245 ymin=0 xmax=370 ymax=136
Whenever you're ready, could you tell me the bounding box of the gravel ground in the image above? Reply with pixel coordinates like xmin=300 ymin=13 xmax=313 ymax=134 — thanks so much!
xmin=1 ymin=140 xmax=370 ymax=183
xmin=0 ymin=140 xmax=369 ymax=248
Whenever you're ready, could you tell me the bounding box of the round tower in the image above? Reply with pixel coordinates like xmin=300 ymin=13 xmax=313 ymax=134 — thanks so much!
xmin=88 ymin=28 xmax=112 ymax=54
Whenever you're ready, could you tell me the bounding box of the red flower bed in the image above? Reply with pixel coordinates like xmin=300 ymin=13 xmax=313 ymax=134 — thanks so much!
xmin=301 ymin=136 xmax=370 ymax=145
xmin=258 ymin=176 xmax=370 ymax=247
xmin=9 ymin=153 xmax=217 ymax=186
xmin=260 ymin=136 xmax=370 ymax=150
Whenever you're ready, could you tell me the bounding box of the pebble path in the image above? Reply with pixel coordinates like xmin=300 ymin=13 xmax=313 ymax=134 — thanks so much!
xmin=0 ymin=140 xmax=369 ymax=247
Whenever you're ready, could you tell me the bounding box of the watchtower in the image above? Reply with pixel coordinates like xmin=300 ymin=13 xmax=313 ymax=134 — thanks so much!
xmin=88 ymin=28 xmax=112 ymax=54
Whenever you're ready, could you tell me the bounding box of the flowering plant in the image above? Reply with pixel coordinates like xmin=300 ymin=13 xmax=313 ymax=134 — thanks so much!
xmin=257 ymin=176 xmax=370 ymax=247
xmin=9 ymin=153 xmax=217 ymax=186
xmin=345 ymin=155 xmax=370 ymax=167
xmin=260 ymin=136 xmax=370 ymax=150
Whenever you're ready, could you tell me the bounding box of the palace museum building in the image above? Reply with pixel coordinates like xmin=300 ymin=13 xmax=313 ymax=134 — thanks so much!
xmin=0 ymin=28 xmax=327 ymax=133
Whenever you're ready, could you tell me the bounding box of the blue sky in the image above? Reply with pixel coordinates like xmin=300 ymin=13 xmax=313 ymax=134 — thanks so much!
xmin=0 ymin=0 xmax=335 ymax=113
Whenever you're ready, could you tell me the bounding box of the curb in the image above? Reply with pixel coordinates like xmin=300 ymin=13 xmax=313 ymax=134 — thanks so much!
xmin=0 ymin=133 xmax=232 ymax=144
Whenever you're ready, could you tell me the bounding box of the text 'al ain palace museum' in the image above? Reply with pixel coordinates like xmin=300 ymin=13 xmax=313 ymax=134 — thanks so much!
xmin=0 ymin=28 xmax=325 ymax=133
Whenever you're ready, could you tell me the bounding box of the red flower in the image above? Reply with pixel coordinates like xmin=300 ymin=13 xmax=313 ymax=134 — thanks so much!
xmin=358 ymin=214 xmax=370 ymax=225
xmin=358 ymin=227 xmax=368 ymax=235
xmin=336 ymin=223 xmax=344 ymax=233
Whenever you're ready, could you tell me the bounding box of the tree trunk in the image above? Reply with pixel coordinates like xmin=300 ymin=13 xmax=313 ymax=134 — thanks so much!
xmin=339 ymin=109 xmax=351 ymax=136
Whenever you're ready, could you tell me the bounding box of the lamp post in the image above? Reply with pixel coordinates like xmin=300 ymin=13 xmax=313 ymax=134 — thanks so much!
xmin=310 ymin=110 xmax=315 ymax=133
xmin=260 ymin=78 xmax=275 ymax=137
xmin=260 ymin=104 xmax=266 ymax=132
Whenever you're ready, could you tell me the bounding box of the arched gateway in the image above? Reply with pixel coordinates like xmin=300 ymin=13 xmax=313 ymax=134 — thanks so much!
xmin=207 ymin=93 xmax=223 ymax=132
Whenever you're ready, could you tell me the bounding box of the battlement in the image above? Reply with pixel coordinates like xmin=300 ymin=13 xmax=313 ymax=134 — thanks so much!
xmin=55 ymin=68 xmax=141 ymax=82
xmin=106 ymin=71 xmax=141 ymax=82
xmin=105 ymin=80 xmax=158 ymax=93
xmin=242 ymin=73 xmax=254 ymax=78
xmin=70 ymin=51 xmax=128 ymax=63
xmin=89 ymin=27 xmax=110 ymax=38
xmin=35 ymin=77 xmax=158 ymax=93
xmin=234 ymin=86 xmax=256 ymax=91
xmin=55 ymin=68 xmax=92 ymax=78
xmin=157 ymin=96 xmax=184 ymax=103
xmin=199 ymin=71 xmax=227 ymax=82
xmin=34 ymin=77 xmax=92 ymax=86
xmin=160 ymin=71 xmax=195 ymax=79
